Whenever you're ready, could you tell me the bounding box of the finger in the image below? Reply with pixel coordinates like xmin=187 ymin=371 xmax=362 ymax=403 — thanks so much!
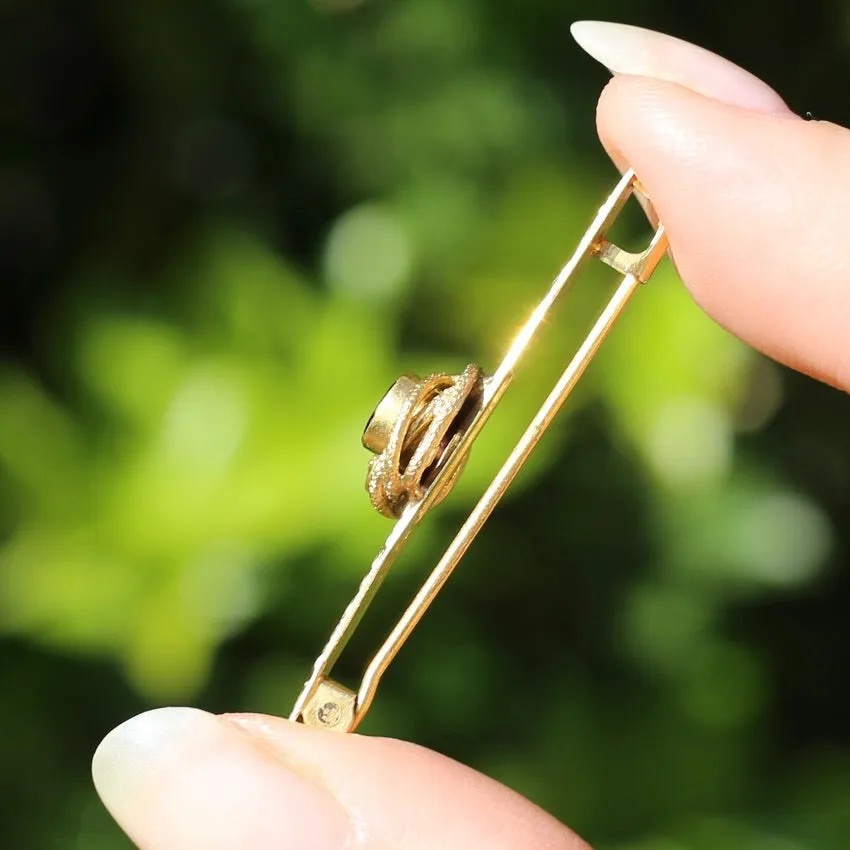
xmin=92 ymin=707 xmax=590 ymax=850
xmin=598 ymin=77 xmax=850 ymax=391
xmin=572 ymin=22 xmax=850 ymax=391
xmin=570 ymin=20 xmax=789 ymax=114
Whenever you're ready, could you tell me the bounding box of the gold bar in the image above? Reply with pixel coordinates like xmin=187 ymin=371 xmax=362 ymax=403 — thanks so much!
xmin=291 ymin=169 xmax=668 ymax=731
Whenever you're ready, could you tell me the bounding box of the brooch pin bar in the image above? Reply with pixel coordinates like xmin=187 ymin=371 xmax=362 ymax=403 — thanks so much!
xmin=290 ymin=168 xmax=668 ymax=733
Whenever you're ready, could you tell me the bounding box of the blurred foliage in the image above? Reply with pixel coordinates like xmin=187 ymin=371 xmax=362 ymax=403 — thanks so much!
xmin=1 ymin=0 xmax=850 ymax=848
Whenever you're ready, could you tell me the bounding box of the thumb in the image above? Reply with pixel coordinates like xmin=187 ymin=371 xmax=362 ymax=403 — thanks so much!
xmin=92 ymin=707 xmax=588 ymax=849
xmin=573 ymin=21 xmax=850 ymax=391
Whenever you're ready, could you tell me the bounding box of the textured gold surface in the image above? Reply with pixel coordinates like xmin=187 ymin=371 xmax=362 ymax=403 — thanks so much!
xmin=363 ymin=365 xmax=484 ymax=518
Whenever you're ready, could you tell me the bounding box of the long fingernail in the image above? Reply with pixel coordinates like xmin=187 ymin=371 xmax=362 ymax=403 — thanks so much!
xmin=92 ymin=707 xmax=351 ymax=850
xmin=570 ymin=21 xmax=788 ymax=114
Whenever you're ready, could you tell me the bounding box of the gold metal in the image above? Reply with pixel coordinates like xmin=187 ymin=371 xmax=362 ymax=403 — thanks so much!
xmin=363 ymin=365 xmax=484 ymax=518
xmin=300 ymin=680 xmax=357 ymax=732
xmin=290 ymin=168 xmax=668 ymax=732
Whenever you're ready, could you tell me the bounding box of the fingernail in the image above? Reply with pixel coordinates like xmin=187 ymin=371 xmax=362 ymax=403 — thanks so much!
xmin=570 ymin=21 xmax=788 ymax=114
xmin=92 ymin=707 xmax=351 ymax=850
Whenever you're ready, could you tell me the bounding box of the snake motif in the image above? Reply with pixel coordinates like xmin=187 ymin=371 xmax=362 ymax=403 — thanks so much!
xmin=363 ymin=364 xmax=485 ymax=518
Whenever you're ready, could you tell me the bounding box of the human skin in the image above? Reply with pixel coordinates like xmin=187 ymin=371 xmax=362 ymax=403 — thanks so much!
xmin=91 ymin=22 xmax=850 ymax=850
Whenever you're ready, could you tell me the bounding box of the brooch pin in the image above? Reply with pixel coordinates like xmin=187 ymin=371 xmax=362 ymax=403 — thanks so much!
xmin=291 ymin=168 xmax=667 ymax=732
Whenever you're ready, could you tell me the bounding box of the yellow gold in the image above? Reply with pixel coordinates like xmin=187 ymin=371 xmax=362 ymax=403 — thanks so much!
xmin=290 ymin=168 xmax=668 ymax=732
xmin=300 ymin=680 xmax=357 ymax=732
xmin=361 ymin=376 xmax=418 ymax=455
xmin=364 ymin=365 xmax=484 ymax=518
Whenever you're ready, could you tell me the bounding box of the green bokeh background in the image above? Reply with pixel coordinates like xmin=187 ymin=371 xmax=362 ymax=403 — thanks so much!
xmin=2 ymin=1 xmax=850 ymax=848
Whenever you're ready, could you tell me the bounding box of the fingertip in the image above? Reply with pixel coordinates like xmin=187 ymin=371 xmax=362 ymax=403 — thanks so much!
xmin=92 ymin=707 xmax=218 ymax=813
xmin=92 ymin=707 xmax=351 ymax=850
xmin=573 ymin=21 xmax=789 ymax=114
xmin=595 ymin=75 xmax=850 ymax=390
